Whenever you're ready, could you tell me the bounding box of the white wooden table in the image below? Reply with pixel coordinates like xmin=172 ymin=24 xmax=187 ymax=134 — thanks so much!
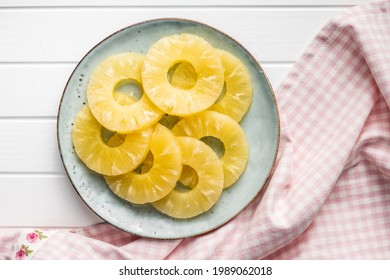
xmin=0 ymin=0 xmax=373 ymax=228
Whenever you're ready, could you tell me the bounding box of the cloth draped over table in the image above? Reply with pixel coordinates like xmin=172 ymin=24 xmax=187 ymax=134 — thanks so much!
xmin=1 ymin=0 xmax=390 ymax=259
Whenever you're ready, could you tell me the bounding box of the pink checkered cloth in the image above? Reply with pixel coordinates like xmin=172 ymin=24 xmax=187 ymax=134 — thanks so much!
xmin=2 ymin=0 xmax=390 ymax=260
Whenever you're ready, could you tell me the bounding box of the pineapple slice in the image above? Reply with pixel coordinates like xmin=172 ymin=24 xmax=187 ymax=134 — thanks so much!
xmin=87 ymin=52 xmax=164 ymax=133
xmin=72 ymin=105 xmax=152 ymax=176
xmin=142 ymin=33 xmax=224 ymax=116
xmin=152 ymin=136 xmax=224 ymax=219
xmin=171 ymin=49 xmax=253 ymax=122
xmin=172 ymin=111 xmax=248 ymax=189
xmin=104 ymin=124 xmax=182 ymax=204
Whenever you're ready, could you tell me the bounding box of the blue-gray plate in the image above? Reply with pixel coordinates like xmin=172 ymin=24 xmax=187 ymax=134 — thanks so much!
xmin=57 ymin=18 xmax=279 ymax=239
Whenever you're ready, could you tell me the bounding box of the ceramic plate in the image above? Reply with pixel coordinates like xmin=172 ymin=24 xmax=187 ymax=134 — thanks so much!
xmin=57 ymin=18 xmax=279 ymax=239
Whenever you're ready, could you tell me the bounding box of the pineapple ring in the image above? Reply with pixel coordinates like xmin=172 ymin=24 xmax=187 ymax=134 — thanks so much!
xmin=172 ymin=111 xmax=248 ymax=189
xmin=104 ymin=124 xmax=183 ymax=204
xmin=152 ymin=137 xmax=224 ymax=219
xmin=171 ymin=49 xmax=253 ymax=122
xmin=72 ymin=105 xmax=153 ymax=176
xmin=142 ymin=33 xmax=224 ymax=116
xmin=87 ymin=52 xmax=164 ymax=133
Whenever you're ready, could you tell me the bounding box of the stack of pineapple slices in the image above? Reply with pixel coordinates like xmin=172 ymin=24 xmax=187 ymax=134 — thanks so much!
xmin=72 ymin=33 xmax=253 ymax=219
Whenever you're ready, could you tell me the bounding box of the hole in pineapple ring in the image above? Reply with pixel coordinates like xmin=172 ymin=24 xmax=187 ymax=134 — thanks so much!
xmin=168 ymin=61 xmax=198 ymax=90
xmin=176 ymin=165 xmax=199 ymax=192
xmin=169 ymin=61 xmax=226 ymax=103
xmin=159 ymin=114 xmax=180 ymax=130
xmin=114 ymin=79 xmax=143 ymax=101
xmin=200 ymin=136 xmax=225 ymax=158
xmin=167 ymin=63 xmax=180 ymax=82
xmin=101 ymin=127 xmax=125 ymax=147
xmin=174 ymin=181 xmax=192 ymax=193
xmin=133 ymin=151 xmax=154 ymax=174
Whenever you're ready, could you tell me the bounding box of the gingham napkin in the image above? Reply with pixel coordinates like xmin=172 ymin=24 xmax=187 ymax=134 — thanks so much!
xmin=1 ymin=0 xmax=390 ymax=260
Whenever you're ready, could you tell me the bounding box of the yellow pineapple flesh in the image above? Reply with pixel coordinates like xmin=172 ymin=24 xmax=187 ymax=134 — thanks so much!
xmin=72 ymin=105 xmax=153 ymax=176
xmin=152 ymin=137 xmax=224 ymax=219
xmin=113 ymin=91 xmax=137 ymax=106
xmin=172 ymin=111 xmax=248 ymax=188
xmin=142 ymin=33 xmax=224 ymax=116
xmin=87 ymin=52 xmax=163 ymax=133
xmin=104 ymin=124 xmax=182 ymax=204
xmin=171 ymin=49 xmax=253 ymax=122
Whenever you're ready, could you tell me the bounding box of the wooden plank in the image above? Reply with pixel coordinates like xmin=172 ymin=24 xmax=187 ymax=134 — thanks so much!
xmin=0 ymin=120 xmax=64 ymax=173
xmin=0 ymin=175 xmax=102 ymax=226
xmin=0 ymin=64 xmax=73 ymax=117
xmin=0 ymin=0 xmax=372 ymax=7
xmin=263 ymin=64 xmax=291 ymax=90
xmin=0 ymin=8 xmax=338 ymax=62
xmin=0 ymin=63 xmax=291 ymax=116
